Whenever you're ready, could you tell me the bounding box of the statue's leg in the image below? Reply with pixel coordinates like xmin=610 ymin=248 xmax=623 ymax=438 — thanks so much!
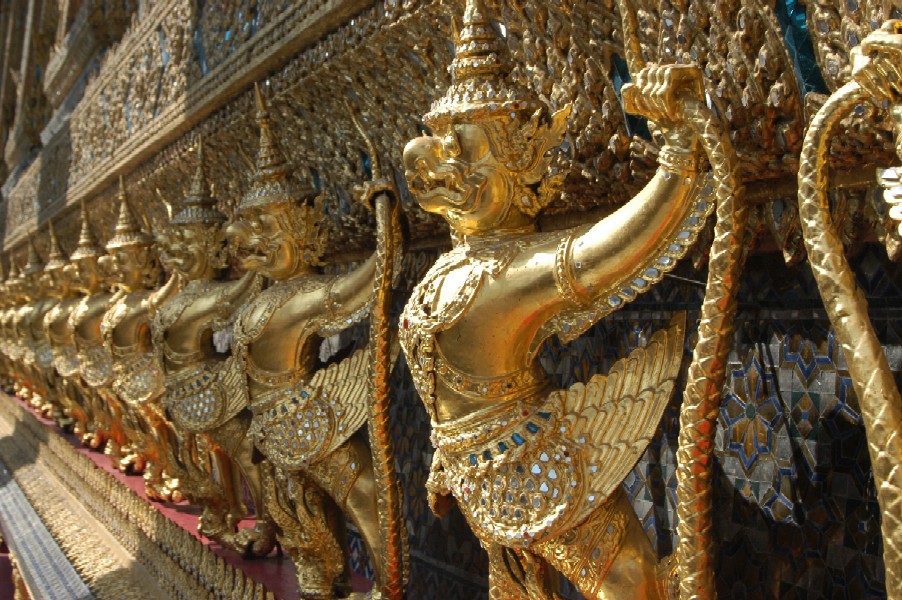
xmin=208 ymin=413 xmax=276 ymax=557
xmin=72 ymin=379 xmax=102 ymax=446
xmin=57 ymin=377 xmax=85 ymax=433
xmin=43 ymin=370 xmax=71 ymax=427
xmin=307 ymin=432 xmax=385 ymax=592
xmin=486 ymin=544 xmax=540 ymax=600
xmin=532 ymin=489 xmax=662 ymax=600
xmin=85 ymin=384 xmax=116 ymax=451
xmin=112 ymin=398 xmax=147 ymax=473
xmin=172 ymin=433 xmax=241 ymax=543
xmin=268 ymin=469 xmax=346 ymax=599
xmin=205 ymin=442 xmax=246 ymax=529
xmin=140 ymin=405 xmax=182 ymax=501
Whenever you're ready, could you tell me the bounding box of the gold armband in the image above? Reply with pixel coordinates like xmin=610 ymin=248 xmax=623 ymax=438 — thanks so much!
xmin=554 ymin=227 xmax=593 ymax=306
xmin=658 ymin=145 xmax=700 ymax=174
xmin=324 ymin=276 xmax=341 ymax=319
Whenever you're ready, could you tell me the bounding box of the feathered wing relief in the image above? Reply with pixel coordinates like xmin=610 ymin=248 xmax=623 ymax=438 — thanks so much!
xmin=438 ymin=315 xmax=685 ymax=548
xmin=250 ymin=347 xmax=372 ymax=470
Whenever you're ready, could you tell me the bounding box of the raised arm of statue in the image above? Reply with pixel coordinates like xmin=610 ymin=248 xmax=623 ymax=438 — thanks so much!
xmin=492 ymin=66 xmax=710 ymax=350
xmin=321 ymin=252 xmax=376 ymax=327
xmin=147 ymin=272 xmax=183 ymax=312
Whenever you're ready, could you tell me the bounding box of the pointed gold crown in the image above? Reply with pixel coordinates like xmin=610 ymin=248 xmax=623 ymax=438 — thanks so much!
xmin=71 ymin=201 xmax=103 ymax=260
xmin=238 ymin=83 xmax=317 ymax=213
xmin=106 ymin=176 xmax=152 ymax=250
xmin=23 ymin=237 xmax=44 ymax=276
xmin=45 ymin=221 xmax=68 ymax=272
xmin=172 ymin=136 xmax=227 ymax=225
xmin=424 ymin=0 xmax=540 ymax=127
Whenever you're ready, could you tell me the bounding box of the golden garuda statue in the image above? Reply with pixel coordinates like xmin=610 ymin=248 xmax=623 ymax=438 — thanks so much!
xmin=43 ymin=222 xmax=87 ymax=437
xmin=68 ymin=202 xmax=136 ymax=468
xmin=2 ymin=261 xmax=32 ymax=402
xmin=15 ymin=237 xmax=59 ymax=419
xmin=100 ymin=177 xmax=184 ymax=500
xmin=225 ymin=85 xmax=407 ymax=598
xmin=1 ymin=261 xmax=24 ymax=371
xmin=152 ymin=136 xmax=274 ymax=557
xmin=398 ymin=0 xmax=747 ymax=597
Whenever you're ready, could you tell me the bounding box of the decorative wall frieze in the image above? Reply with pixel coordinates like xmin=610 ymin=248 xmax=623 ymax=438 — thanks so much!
xmin=43 ymin=3 xmax=101 ymax=109
xmin=0 ymin=398 xmax=280 ymax=600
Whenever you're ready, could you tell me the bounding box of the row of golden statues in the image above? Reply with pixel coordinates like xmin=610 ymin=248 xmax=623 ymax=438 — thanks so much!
xmin=0 ymin=2 xmax=900 ymax=598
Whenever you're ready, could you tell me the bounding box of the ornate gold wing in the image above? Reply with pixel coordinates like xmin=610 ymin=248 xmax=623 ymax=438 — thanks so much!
xmin=554 ymin=313 xmax=685 ymax=505
xmin=252 ymin=346 xmax=374 ymax=470
xmin=447 ymin=315 xmax=686 ymax=546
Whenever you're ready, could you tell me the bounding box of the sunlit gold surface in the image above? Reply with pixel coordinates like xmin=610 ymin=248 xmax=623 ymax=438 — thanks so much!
xmin=394 ymin=2 xmax=738 ymax=597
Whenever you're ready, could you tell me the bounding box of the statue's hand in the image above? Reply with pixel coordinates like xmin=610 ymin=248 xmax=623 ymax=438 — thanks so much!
xmin=852 ymin=20 xmax=902 ymax=104
xmin=621 ymin=64 xmax=705 ymax=149
xmin=353 ymin=178 xmax=397 ymax=212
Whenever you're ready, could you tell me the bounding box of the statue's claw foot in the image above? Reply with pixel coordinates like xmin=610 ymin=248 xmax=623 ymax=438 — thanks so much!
xmin=37 ymin=401 xmax=54 ymax=418
xmin=104 ymin=439 xmax=124 ymax=465
xmin=233 ymin=522 xmax=277 ymax=558
xmin=294 ymin=571 xmax=337 ymax=600
xmin=164 ymin=478 xmax=184 ymax=503
xmin=119 ymin=452 xmax=146 ymax=474
xmin=54 ymin=413 xmax=74 ymax=430
xmin=110 ymin=445 xmax=145 ymax=473
xmin=197 ymin=508 xmax=275 ymax=556
xmin=198 ymin=507 xmax=231 ymax=540
xmin=81 ymin=431 xmax=104 ymax=448
xmin=145 ymin=471 xmax=182 ymax=502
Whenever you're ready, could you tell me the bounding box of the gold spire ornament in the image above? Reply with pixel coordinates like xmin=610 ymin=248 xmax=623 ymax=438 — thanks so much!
xmin=70 ymin=201 xmax=103 ymax=261
xmin=45 ymin=221 xmax=68 ymax=272
xmin=23 ymin=237 xmax=43 ymax=276
xmin=106 ymin=177 xmax=153 ymax=250
xmin=239 ymin=84 xmax=317 ymax=213
xmin=171 ymin=136 xmax=227 ymax=226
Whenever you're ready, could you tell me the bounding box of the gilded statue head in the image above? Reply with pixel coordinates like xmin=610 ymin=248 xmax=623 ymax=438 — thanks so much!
xmin=44 ymin=221 xmax=73 ymax=297
xmin=402 ymin=0 xmax=570 ymax=237
xmin=104 ymin=177 xmax=159 ymax=292
xmin=226 ymin=84 xmax=325 ymax=280
xmin=158 ymin=137 xmax=229 ymax=281
xmin=7 ymin=256 xmax=28 ymax=302
xmin=17 ymin=237 xmax=46 ymax=301
xmin=70 ymin=201 xmax=109 ymax=294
